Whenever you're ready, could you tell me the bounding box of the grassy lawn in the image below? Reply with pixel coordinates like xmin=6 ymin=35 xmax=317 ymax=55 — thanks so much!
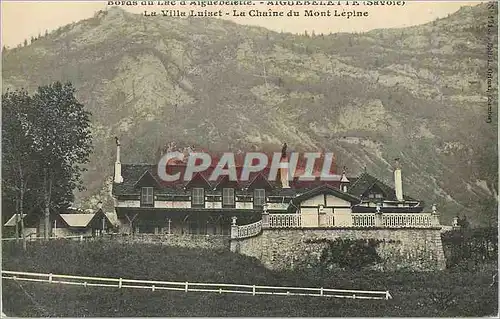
xmin=2 ymin=240 xmax=498 ymax=317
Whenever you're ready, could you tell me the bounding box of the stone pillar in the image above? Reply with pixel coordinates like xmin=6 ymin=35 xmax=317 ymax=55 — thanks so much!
xmin=230 ymin=216 xmax=238 ymax=239
xmin=317 ymin=205 xmax=325 ymax=227
xmin=262 ymin=205 xmax=270 ymax=229
xmin=374 ymin=203 xmax=382 ymax=227
xmin=431 ymin=204 xmax=440 ymax=227
xmin=375 ymin=212 xmax=383 ymax=227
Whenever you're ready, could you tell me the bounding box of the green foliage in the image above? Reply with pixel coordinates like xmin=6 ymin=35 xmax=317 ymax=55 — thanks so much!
xmin=441 ymin=227 xmax=498 ymax=269
xmin=1 ymin=241 xmax=498 ymax=317
xmin=1 ymin=82 xmax=93 ymax=228
xmin=1 ymin=4 xmax=497 ymax=226
xmin=313 ymin=238 xmax=382 ymax=270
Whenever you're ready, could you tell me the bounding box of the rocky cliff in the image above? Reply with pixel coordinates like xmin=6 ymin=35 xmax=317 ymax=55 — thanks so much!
xmin=2 ymin=3 xmax=497 ymax=225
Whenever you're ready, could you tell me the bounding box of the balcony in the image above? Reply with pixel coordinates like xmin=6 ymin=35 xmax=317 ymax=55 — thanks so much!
xmin=230 ymin=211 xmax=441 ymax=239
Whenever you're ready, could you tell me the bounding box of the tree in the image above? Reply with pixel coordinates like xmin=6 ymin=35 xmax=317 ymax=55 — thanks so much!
xmin=2 ymin=89 xmax=41 ymax=249
xmin=30 ymin=82 xmax=93 ymax=239
xmin=2 ymin=82 xmax=93 ymax=241
xmin=23 ymin=39 xmax=28 ymax=47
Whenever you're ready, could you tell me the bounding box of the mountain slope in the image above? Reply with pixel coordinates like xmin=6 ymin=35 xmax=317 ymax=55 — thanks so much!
xmin=2 ymin=3 xmax=498 ymax=225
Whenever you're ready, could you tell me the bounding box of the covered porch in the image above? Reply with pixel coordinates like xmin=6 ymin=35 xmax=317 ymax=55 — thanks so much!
xmin=115 ymin=207 xmax=261 ymax=236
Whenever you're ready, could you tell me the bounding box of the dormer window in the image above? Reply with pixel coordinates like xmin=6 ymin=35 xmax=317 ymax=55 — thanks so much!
xmin=368 ymin=193 xmax=383 ymax=199
xmin=222 ymin=188 xmax=235 ymax=207
xmin=141 ymin=187 xmax=154 ymax=207
xmin=253 ymin=189 xmax=266 ymax=207
xmin=192 ymin=188 xmax=205 ymax=207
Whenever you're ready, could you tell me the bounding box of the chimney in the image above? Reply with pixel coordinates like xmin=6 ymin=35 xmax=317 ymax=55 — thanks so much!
xmin=394 ymin=158 xmax=403 ymax=201
xmin=280 ymin=143 xmax=290 ymax=188
xmin=114 ymin=137 xmax=123 ymax=183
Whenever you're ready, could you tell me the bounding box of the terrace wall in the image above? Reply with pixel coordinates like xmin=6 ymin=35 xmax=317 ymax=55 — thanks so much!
xmin=230 ymin=228 xmax=446 ymax=271
xmin=113 ymin=233 xmax=230 ymax=250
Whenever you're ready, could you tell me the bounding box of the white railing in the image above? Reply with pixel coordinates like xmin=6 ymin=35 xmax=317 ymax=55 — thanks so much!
xmin=325 ymin=215 xmax=335 ymax=227
xmin=352 ymin=214 xmax=377 ymax=227
xmin=235 ymin=220 xmax=262 ymax=239
xmin=1 ymin=270 xmax=392 ymax=300
xmin=269 ymin=214 xmax=301 ymax=228
xmin=382 ymin=213 xmax=434 ymax=228
xmin=264 ymin=212 xmax=437 ymax=229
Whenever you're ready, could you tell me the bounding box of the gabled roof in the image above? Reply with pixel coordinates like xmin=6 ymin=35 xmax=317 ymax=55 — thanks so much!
xmin=4 ymin=213 xmax=40 ymax=228
xmin=291 ymin=184 xmax=361 ymax=207
xmin=113 ymin=164 xmax=347 ymax=195
xmin=59 ymin=214 xmax=95 ymax=228
xmin=112 ymin=164 xmax=420 ymax=204
xmin=213 ymin=175 xmax=240 ymax=190
xmin=88 ymin=209 xmax=115 ymax=229
xmin=361 ymin=182 xmax=388 ymax=198
xmin=134 ymin=170 xmax=162 ymax=188
xmin=246 ymin=172 xmax=274 ymax=191
xmin=184 ymin=172 xmax=212 ymax=189
xmin=105 ymin=212 xmax=120 ymax=227
xmin=348 ymin=172 xmax=417 ymax=202
xmin=4 ymin=214 xmax=27 ymax=227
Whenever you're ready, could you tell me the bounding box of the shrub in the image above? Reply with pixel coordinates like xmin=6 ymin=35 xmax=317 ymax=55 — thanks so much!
xmin=317 ymin=238 xmax=382 ymax=271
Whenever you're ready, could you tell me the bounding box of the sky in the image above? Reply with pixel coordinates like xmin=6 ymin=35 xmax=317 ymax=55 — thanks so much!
xmin=1 ymin=1 xmax=486 ymax=48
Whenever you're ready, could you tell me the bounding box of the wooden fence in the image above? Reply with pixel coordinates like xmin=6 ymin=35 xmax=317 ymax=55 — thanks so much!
xmin=1 ymin=270 xmax=393 ymax=300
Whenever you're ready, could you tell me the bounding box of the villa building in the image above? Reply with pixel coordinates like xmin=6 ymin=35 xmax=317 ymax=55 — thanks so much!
xmin=112 ymin=139 xmax=434 ymax=235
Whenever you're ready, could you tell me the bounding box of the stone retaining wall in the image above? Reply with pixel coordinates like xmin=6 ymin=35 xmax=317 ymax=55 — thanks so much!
xmin=112 ymin=234 xmax=230 ymax=250
xmin=230 ymin=228 xmax=446 ymax=271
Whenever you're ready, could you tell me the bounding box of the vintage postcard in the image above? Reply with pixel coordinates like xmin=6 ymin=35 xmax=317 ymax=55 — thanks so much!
xmin=1 ymin=0 xmax=498 ymax=317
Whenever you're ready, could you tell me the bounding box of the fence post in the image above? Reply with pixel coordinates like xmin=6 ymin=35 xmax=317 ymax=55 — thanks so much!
xmin=49 ymin=273 xmax=53 ymax=283
xmin=385 ymin=291 xmax=392 ymax=300
xmin=80 ymin=235 xmax=83 ymax=242
xmin=119 ymin=278 xmax=122 ymax=289
xmin=320 ymin=287 xmax=323 ymax=296
xmin=252 ymin=285 xmax=256 ymax=296
xmin=185 ymin=282 xmax=189 ymax=292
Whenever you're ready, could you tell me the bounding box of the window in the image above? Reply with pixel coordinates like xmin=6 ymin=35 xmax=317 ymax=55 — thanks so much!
xmin=189 ymin=220 xmax=198 ymax=234
xmin=192 ymin=188 xmax=205 ymax=206
xmin=141 ymin=187 xmax=154 ymax=206
xmin=222 ymin=188 xmax=235 ymax=207
xmin=253 ymin=189 xmax=266 ymax=207
xmin=375 ymin=193 xmax=383 ymax=199
xmin=368 ymin=193 xmax=383 ymax=199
